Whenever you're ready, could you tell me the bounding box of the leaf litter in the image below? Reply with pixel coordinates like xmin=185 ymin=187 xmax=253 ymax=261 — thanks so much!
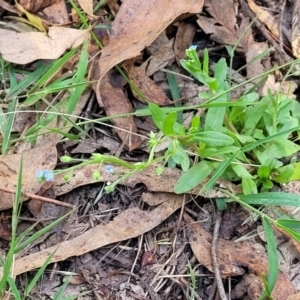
xmin=0 ymin=0 xmax=300 ymax=298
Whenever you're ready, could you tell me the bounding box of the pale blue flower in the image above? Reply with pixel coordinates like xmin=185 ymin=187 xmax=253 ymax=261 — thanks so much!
xmin=36 ymin=170 xmax=44 ymax=180
xmin=43 ymin=170 xmax=55 ymax=182
xmin=189 ymin=44 xmax=197 ymax=50
xmin=105 ymin=165 xmax=114 ymax=174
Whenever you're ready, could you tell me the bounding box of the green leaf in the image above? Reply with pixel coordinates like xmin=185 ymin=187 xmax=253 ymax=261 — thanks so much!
xmin=272 ymin=164 xmax=293 ymax=184
xmin=276 ymin=225 xmax=300 ymax=243
xmin=262 ymin=218 xmax=278 ymax=297
xmin=6 ymin=62 xmax=54 ymax=100
xmin=149 ymin=103 xmax=167 ymax=131
xmin=188 ymin=131 xmax=234 ymax=147
xmin=262 ymin=139 xmax=300 ymax=159
xmin=162 ymin=111 xmax=177 ymax=135
xmin=240 ymin=192 xmax=300 ymax=206
xmin=241 ymin=126 xmax=300 ymax=152
xmin=242 ymin=178 xmax=258 ymax=195
xmin=0 ymin=97 xmax=17 ymax=154
xmin=190 ymin=115 xmax=200 ymax=131
xmin=203 ymin=152 xmax=238 ymax=191
xmin=204 ymin=92 xmax=227 ymax=131
xmin=277 ymin=219 xmax=300 ymax=233
xmin=174 ymin=161 xmax=214 ymax=194
xmin=257 ymin=166 xmax=270 ymax=179
xmin=290 ymin=162 xmax=300 ymax=180
xmin=199 ymin=146 xmax=240 ymax=158
xmin=213 ymin=58 xmax=227 ymax=90
xmin=232 ymin=164 xmax=254 ymax=179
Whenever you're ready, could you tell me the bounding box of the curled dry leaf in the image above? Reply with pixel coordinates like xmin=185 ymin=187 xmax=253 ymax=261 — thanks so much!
xmin=0 ymin=141 xmax=57 ymax=210
xmin=95 ymin=0 xmax=204 ymax=99
xmin=98 ymin=71 xmax=143 ymax=151
xmin=13 ymin=195 xmax=184 ymax=275
xmin=184 ymin=213 xmax=295 ymax=300
xmin=0 ymin=27 xmax=90 ymax=64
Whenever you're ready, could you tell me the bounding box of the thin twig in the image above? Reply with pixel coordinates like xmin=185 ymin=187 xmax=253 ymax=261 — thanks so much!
xmin=211 ymin=210 xmax=227 ymax=300
xmin=0 ymin=186 xmax=75 ymax=209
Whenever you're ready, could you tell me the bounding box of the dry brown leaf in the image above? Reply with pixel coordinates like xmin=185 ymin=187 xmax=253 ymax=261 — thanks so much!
xmin=141 ymin=37 xmax=175 ymax=76
xmin=124 ymin=63 xmax=172 ymax=105
xmin=0 ymin=27 xmax=90 ymax=64
xmin=98 ymin=71 xmax=143 ymax=151
xmin=141 ymin=192 xmax=179 ymax=206
xmin=184 ymin=213 xmax=295 ymax=299
xmin=174 ymin=22 xmax=196 ymax=63
xmin=38 ymin=1 xmax=69 ymax=25
xmin=287 ymin=292 xmax=300 ymax=300
xmin=238 ymin=18 xmax=269 ymax=80
xmin=77 ymin=0 xmax=96 ymax=19
xmin=0 ymin=141 xmax=57 ymax=210
xmin=52 ymin=163 xmax=241 ymax=198
xmin=19 ymin=0 xmax=61 ymax=12
xmin=197 ymin=0 xmax=237 ymax=46
xmin=13 ymin=195 xmax=184 ymax=275
xmin=248 ymin=0 xmax=279 ymax=38
xmin=292 ymin=0 xmax=300 ymax=58
xmin=0 ymin=0 xmax=19 ymax=14
xmin=95 ymin=0 xmax=204 ymax=99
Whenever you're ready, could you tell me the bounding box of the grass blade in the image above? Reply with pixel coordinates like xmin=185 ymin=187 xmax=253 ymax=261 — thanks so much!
xmin=240 ymin=192 xmax=300 ymax=206
xmin=261 ymin=218 xmax=278 ymax=298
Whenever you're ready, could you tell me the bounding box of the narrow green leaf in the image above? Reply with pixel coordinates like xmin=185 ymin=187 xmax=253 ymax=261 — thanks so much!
xmin=232 ymin=164 xmax=254 ymax=179
xmin=7 ymin=277 xmax=22 ymax=300
xmin=2 ymin=98 xmax=17 ymax=154
xmin=262 ymin=218 xmax=278 ymax=296
xmin=213 ymin=58 xmax=227 ymax=89
xmin=149 ymin=103 xmax=167 ymax=131
xmin=166 ymin=68 xmax=183 ymax=124
xmin=33 ymin=46 xmax=79 ymax=89
xmin=241 ymin=126 xmax=300 ymax=152
xmin=202 ymin=154 xmax=237 ymax=191
xmin=25 ymin=251 xmax=56 ymax=296
xmin=242 ymin=178 xmax=258 ymax=195
xmin=174 ymin=161 xmax=214 ymax=194
xmin=162 ymin=111 xmax=177 ymax=135
xmin=66 ymin=40 xmax=89 ymax=114
xmin=276 ymin=224 xmax=300 ymax=243
xmin=188 ymin=131 xmax=234 ymax=147
xmin=276 ymin=219 xmax=300 ymax=233
xmin=6 ymin=63 xmax=54 ymax=100
xmin=240 ymin=192 xmax=300 ymax=206
xmin=204 ymin=92 xmax=227 ymax=131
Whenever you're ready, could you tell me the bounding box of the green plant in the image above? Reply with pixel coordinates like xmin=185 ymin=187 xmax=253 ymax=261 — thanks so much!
xmin=49 ymin=47 xmax=300 ymax=298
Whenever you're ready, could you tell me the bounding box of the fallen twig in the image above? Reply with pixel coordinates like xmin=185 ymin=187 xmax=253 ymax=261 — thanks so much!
xmin=0 ymin=186 xmax=75 ymax=209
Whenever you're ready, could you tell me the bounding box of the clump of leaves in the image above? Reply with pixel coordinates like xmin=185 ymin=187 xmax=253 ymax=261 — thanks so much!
xmin=147 ymin=47 xmax=300 ymax=195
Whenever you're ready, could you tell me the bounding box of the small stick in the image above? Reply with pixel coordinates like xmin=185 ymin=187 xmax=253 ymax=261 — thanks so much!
xmin=211 ymin=210 xmax=228 ymax=300
xmin=0 ymin=186 xmax=75 ymax=209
